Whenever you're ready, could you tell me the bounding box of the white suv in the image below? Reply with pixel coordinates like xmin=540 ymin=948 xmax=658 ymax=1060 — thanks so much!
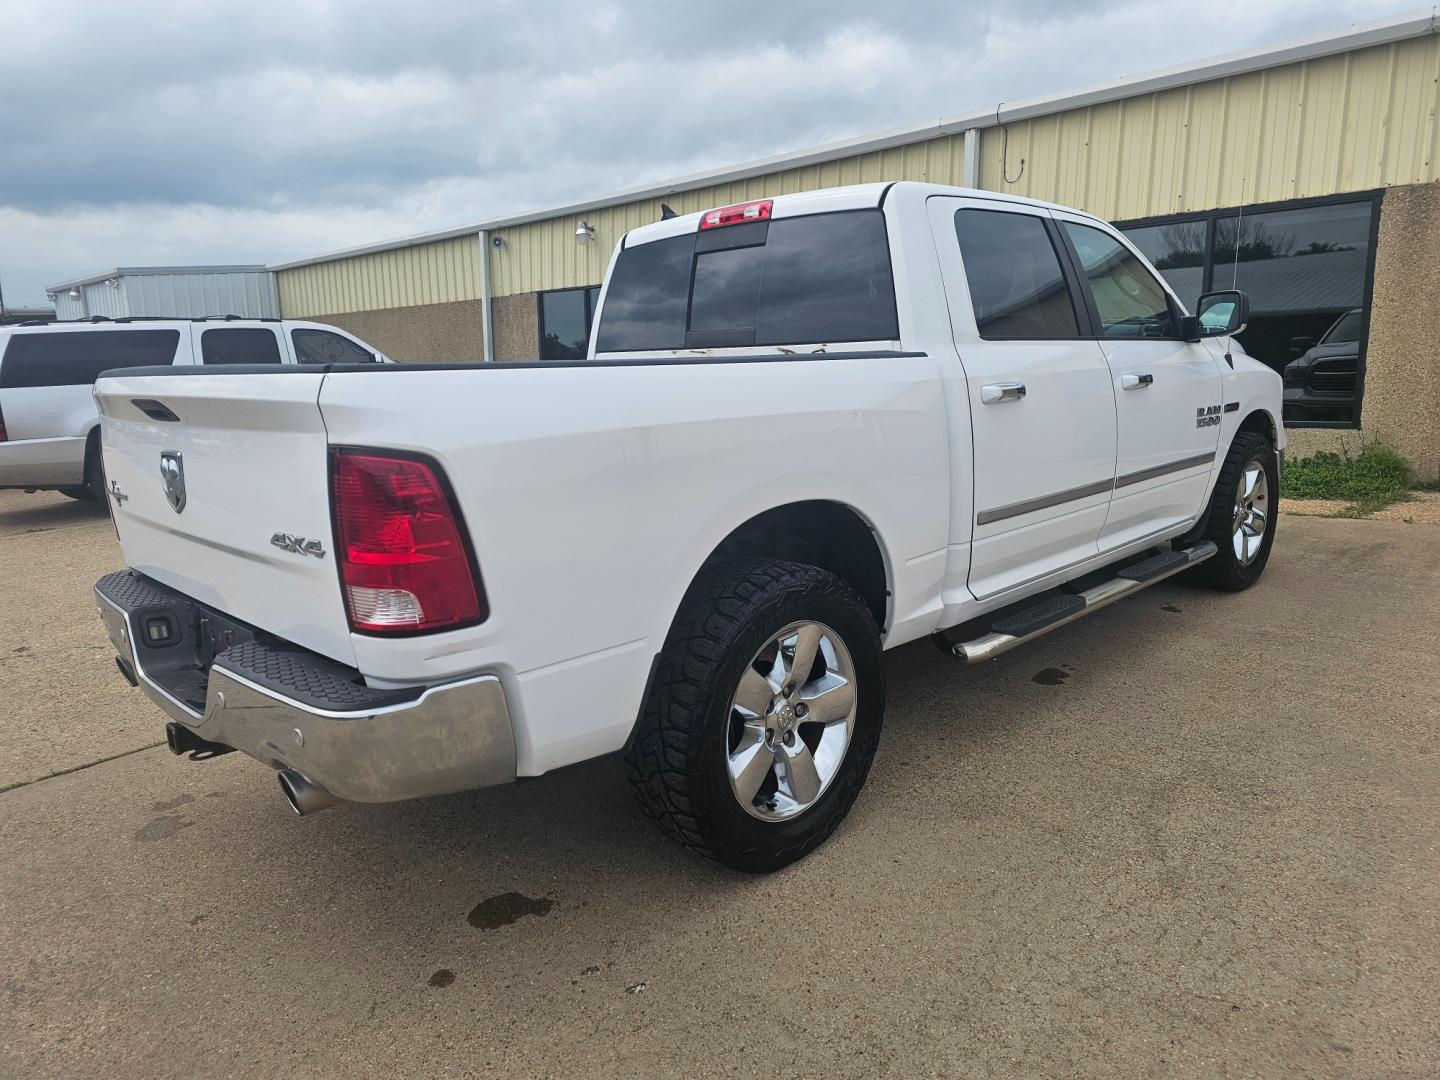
xmin=0 ymin=318 xmax=391 ymax=501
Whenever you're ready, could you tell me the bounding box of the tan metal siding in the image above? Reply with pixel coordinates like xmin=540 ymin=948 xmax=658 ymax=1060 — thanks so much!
xmin=977 ymin=35 xmax=1440 ymax=219
xmin=276 ymin=34 xmax=1438 ymax=311
xmin=487 ymin=136 xmax=972 ymax=296
xmin=277 ymin=234 xmax=481 ymax=316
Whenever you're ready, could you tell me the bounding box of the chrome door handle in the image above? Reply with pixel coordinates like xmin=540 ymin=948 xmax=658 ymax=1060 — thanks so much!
xmin=1122 ymin=372 xmax=1154 ymax=390
xmin=980 ymin=382 xmax=1026 ymax=404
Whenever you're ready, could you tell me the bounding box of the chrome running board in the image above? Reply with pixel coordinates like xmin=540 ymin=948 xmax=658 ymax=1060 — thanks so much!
xmin=941 ymin=541 xmax=1218 ymax=664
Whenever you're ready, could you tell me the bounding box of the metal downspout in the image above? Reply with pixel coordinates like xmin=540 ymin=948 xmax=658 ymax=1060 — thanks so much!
xmin=478 ymin=230 xmax=495 ymax=362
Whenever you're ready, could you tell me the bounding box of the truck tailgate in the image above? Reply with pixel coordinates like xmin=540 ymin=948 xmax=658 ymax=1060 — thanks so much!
xmin=95 ymin=370 xmax=356 ymax=667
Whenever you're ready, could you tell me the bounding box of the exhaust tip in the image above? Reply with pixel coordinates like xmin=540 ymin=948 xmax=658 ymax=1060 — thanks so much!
xmin=277 ymin=768 xmax=341 ymax=816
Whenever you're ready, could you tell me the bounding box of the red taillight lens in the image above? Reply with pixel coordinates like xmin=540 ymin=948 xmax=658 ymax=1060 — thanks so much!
xmin=329 ymin=449 xmax=486 ymax=634
xmin=699 ymin=199 xmax=772 ymax=230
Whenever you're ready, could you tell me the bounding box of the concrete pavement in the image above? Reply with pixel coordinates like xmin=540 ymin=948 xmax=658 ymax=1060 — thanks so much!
xmin=2 ymin=489 xmax=1437 ymax=1078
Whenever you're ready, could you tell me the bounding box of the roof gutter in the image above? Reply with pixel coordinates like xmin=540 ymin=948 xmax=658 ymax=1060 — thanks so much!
xmin=267 ymin=8 xmax=1439 ymax=272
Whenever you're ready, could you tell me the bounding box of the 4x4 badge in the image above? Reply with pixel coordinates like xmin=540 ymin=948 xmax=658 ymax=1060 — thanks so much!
xmin=270 ymin=533 xmax=327 ymax=559
xmin=160 ymin=450 xmax=186 ymax=513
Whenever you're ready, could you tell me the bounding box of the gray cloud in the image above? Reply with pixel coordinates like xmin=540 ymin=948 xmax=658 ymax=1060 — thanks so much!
xmin=0 ymin=0 xmax=1390 ymax=303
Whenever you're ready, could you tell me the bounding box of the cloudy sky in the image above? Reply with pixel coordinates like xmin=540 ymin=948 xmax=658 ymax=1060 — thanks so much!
xmin=0 ymin=0 xmax=1398 ymax=305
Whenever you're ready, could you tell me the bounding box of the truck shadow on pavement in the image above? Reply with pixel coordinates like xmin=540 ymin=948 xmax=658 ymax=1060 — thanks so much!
xmin=0 ymin=493 xmax=110 ymax=535
xmin=199 ymin=595 xmax=1184 ymax=934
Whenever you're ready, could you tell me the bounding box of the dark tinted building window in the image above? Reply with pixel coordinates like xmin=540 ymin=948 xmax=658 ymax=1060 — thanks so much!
xmin=0 ymin=329 xmax=180 ymax=388
xmin=594 ymin=210 xmax=898 ymax=352
xmin=201 ymin=328 xmax=282 ymax=365
xmin=1216 ymin=201 xmax=1373 ymax=426
xmin=1121 ymin=222 xmax=1205 ymax=308
xmin=1119 ymin=195 xmax=1377 ymax=427
xmin=1063 ymin=222 xmax=1178 ymax=339
xmin=292 ymin=328 xmax=375 ymax=364
xmin=539 ymin=285 xmax=601 ymax=359
xmin=954 ymin=210 xmax=1079 ymax=339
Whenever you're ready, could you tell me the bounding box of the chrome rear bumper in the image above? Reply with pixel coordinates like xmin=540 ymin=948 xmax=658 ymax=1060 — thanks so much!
xmin=96 ymin=570 xmax=516 ymax=803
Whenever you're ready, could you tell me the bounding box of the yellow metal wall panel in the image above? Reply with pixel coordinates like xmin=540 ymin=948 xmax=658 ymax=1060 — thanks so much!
xmin=976 ymin=35 xmax=1438 ymax=222
xmin=278 ymin=235 xmax=483 ymax=316
xmin=278 ymin=36 xmax=1438 ymax=312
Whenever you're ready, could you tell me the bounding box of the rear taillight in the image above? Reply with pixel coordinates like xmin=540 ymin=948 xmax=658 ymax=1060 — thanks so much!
xmin=329 ymin=448 xmax=486 ymax=634
xmin=0 ymin=397 xmax=7 ymax=441
xmin=699 ymin=199 xmax=772 ymax=230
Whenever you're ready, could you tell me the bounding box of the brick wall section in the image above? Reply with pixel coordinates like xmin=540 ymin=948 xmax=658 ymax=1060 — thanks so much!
xmin=316 ymin=299 xmax=484 ymax=363
xmin=1284 ymin=181 xmax=1440 ymax=480
xmin=309 ymin=293 xmax=542 ymax=363
xmin=492 ymin=293 xmax=539 ymax=361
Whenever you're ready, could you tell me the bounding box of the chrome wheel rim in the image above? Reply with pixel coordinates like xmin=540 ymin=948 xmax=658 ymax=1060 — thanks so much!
xmin=726 ymin=620 xmax=857 ymax=822
xmin=1232 ymin=461 xmax=1269 ymax=565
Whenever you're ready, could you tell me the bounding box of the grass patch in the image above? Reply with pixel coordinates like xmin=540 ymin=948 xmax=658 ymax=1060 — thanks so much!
xmin=1282 ymin=443 xmax=1413 ymax=505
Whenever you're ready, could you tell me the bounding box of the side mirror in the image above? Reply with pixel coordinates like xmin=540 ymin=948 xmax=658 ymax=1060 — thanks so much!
xmin=1194 ymin=290 xmax=1248 ymax=337
xmin=1289 ymin=335 xmax=1315 ymax=355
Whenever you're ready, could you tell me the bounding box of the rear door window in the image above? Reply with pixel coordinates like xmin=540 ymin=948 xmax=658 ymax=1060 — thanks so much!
xmin=0 ymin=329 xmax=181 ymax=388
xmin=595 ymin=209 xmax=898 ymax=352
xmin=200 ymin=327 xmax=283 ymax=365
xmin=291 ymin=328 xmax=376 ymax=364
xmin=953 ymin=209 xmax=1080 ymax=339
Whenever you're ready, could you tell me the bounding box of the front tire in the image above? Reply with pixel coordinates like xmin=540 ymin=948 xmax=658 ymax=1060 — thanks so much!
xmin=626 ymin=560 xmax=884 ymax=873
xmin=1192 ymin=431 xmax=1278 ymax=591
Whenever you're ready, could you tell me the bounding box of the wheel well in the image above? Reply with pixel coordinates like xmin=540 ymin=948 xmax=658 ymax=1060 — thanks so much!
xmin=697 ymin=501 xmax=889 ymax=630
xmin=1237 ymin=409 xmax=1277 ymax=446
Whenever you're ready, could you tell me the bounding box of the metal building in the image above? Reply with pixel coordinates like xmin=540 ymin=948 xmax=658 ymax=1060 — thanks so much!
xmin=45 ymin=266 xmax=279 ymax=321
xmin=270 ymin=9 xmax=1440 ymax=476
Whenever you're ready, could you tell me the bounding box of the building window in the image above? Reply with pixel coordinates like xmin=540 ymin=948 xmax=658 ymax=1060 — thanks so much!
xmin=539 ymin=286 xmax=601 ymax=360
xmin=1119 ymin=192 xmax=1379 ymax=428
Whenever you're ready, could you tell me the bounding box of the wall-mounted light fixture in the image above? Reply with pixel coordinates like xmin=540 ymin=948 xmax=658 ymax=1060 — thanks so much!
xmin=68 ymin=288 xmax=81 ymax=299
xmin=575 ymin=219 xmax=595 ymax=244
xmin=45 ymin=292 xmax=56 ymax=303
xmin=105 ymin=278 xmax=120 ymax=288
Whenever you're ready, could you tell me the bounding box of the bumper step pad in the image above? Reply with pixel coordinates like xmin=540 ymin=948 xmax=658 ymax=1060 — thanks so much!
xmin=215 ymin=641 xmax=420 ymax=713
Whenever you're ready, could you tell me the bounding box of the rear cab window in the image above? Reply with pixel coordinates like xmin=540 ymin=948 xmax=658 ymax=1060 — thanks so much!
xmin=0 ymin=329 xmax=181 ymax=388
xmin=594 ymin=208 xmax=899 ymax=353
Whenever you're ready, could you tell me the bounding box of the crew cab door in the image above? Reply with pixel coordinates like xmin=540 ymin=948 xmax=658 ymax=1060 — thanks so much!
xmin=1052 ymin=215 xmax=1224 ymax=550
xmin=927 ymin=197 xmax=1118 ymax=601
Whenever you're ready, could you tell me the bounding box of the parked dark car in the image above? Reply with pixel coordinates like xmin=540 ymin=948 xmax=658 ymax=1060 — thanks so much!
xmin=1283 ymin=308 xmax=1361 ymax=423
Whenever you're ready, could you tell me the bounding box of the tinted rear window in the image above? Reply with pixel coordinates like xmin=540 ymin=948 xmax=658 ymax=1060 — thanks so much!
xmin=954 ymin=209 xmax=1079 ymax=339
xmin=595 ymin=209 xmax=898 ymax=352
xmin=0 ymin=329 xmax=180 ymax=389
xmin=201 ymin=328 xmax=282 ymax=365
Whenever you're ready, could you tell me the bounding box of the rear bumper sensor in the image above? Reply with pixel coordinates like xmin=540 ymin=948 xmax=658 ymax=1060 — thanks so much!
xmin=938 ymin=541 xmax=1218 ymax=664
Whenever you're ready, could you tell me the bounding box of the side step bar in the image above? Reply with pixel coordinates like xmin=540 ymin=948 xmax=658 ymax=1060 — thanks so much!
xmin=941 ymin=541 xmax=1218 ymax=664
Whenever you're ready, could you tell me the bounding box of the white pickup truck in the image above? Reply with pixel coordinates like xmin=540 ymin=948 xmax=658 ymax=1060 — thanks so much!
xmin=93 ymin=183 xmax=1281 ymax=872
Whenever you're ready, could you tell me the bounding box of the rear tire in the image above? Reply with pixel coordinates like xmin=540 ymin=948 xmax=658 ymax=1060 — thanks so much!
xmin=625 ymin=559 xmax=884 ymax=873
xmin=1191 ymin=431 xmax=1278 ymax=591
